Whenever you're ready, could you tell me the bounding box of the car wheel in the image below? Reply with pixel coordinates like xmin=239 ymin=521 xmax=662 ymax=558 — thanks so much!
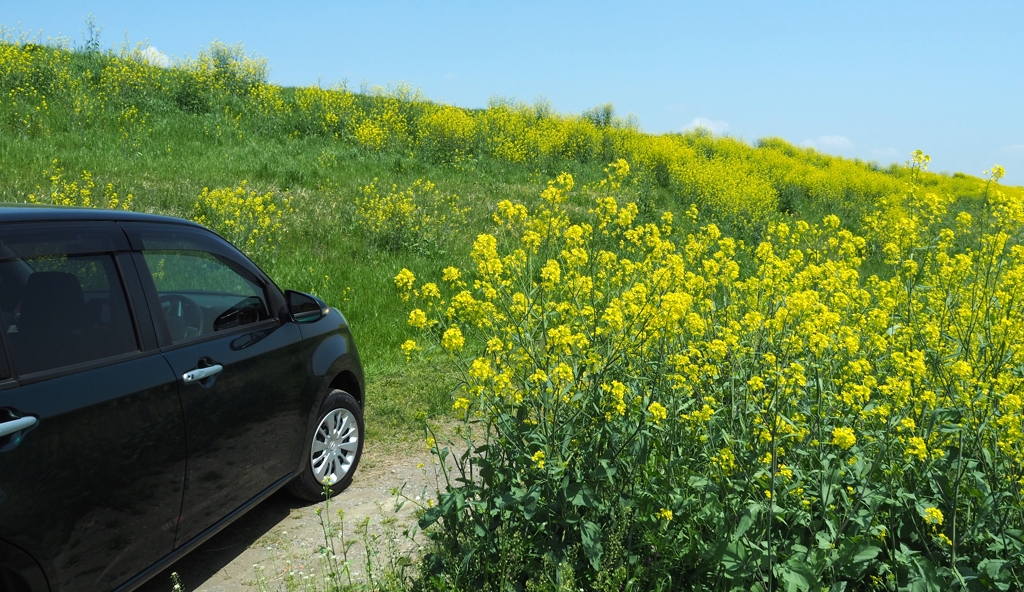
xmin=287 ymin=389 xmax=364 ymax=501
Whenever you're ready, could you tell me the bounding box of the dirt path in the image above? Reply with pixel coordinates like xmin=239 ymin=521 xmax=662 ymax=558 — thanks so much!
xmin=136 ymin=442 xmax=441 ymax=592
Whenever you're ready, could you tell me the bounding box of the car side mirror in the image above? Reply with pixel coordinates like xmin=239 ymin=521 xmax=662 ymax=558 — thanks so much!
xmin=285 ymin=290 xmax=327 ymax=323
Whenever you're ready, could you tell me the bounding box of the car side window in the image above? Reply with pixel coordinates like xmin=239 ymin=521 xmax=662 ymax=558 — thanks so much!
xmin=0 ymin=251 xmax=138 ymax=376
xmin=141 ymin=250 xmax=272 ymax=344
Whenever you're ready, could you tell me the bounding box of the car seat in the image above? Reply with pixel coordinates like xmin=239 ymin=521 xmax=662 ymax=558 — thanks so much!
xmin=17 ymin=271 xmax=90 ymax=374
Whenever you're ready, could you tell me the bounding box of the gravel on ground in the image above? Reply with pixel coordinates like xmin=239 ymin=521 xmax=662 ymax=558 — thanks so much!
xmin=136 ymin=441 xmax=442 ymax=592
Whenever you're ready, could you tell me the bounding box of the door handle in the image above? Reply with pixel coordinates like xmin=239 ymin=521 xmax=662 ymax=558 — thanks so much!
xmin=0 ymin=415 xmax=37 ymax=438
xmin=182 ymin=364 xmax=223 ymax=383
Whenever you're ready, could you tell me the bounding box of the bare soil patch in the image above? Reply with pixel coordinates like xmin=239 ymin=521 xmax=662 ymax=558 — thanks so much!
xmin=136 ymin=441 xmax=439 ymax=592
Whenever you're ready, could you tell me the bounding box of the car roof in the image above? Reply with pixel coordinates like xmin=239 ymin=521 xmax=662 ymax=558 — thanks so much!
xmin=0 ymin=204 xmax=204 ymax=228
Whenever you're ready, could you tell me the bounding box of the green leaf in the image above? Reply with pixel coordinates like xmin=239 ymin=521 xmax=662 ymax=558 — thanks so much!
xmin=566 ymin=482 xmax=595 ymax=507
xmin=522 ymin=487 xmax=540 ymax=519
xmin=851 ymin=545 xmax=881 ymax=563
xmin=905 ymin=554 xmax=943 ymax=592
xmin=733 ymin=504 xmax=759 ymax=539
xmin=591 ymin=459 xmax=617 ymax=481
xmin=980 ymin=559 xmax=1007 ymax=578
xmin=419 ymin=502 xmax=446 ymax=528
xmin=932 ymin=407 xmax=963 ymax=432
xmin=494 ymin=492 xmax=515 ymax=511
xmin=815 ymin=531 xmax=833 ymax=551
xmin=581 ymin=520 xmax=603 ymax=570
xmin=777 ymin=560 xmax=815 ymax=592
xmin=720 ymin=540 xmax=749 ymax=573
xmin=978 ymin=559 xmax=1011 ymax=590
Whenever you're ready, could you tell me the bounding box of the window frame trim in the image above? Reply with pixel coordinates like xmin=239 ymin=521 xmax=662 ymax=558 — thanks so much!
xmin=11 ymin=349 xmax=157 ymax=387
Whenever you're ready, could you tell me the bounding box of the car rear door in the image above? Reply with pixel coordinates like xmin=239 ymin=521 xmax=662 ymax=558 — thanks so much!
xmin=121 ymin=223 xmax=310 ymax=547
xmin=0 ymin=222 xmax=185 ymax=592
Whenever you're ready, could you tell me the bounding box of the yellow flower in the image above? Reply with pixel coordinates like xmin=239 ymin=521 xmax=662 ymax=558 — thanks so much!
xmin=471 ymin=234 xmax=503 ymax=278
xmin=442 ymin=266 xmax=461 ymax=282
xmin=831 ymin=426 xmax=857 ymax=450
xmin=420 ymin=282 xmax=441 ymax=299
xmin=540 ymin=259 xmax=561 ymax=289
xmin=923 ymin=507 xmax=943 ymax=526
xmin=400 ymin=339 xmax=419 ymax=361
xmin=394 ymin=268 xmax=416 ymax=298
xmin=407 ymin=308 xmax=428 ymax=329
xmin=531 ymin=450 xmax=546 ymax=469
xmin=680 ymin=404 xmax=714 ymax=423
xmin=656 ymin=508 xmax=673 ymax=521
xmin=468 ymin=357 xmax=495 ymax=382
xmin=712 ymin=447 xmax=737 ymax=474
xmin=905 ymin=437 xmax=928 ymax=461
xmin=452 ymin=397 xmax=470 ymax=412
xmin=442 ymin=326 xmax=465 ymax=352
xmin=551 ymin=362 xmax=574 ymax=385
xmin=647 ymin=401 xmax=667 ymax=424
xmin=602 ymin=381 xmax=627 ymax=416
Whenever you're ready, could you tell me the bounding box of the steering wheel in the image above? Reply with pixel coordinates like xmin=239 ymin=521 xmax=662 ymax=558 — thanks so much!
xmin=160 ymin=294 xmax=204 ymax=342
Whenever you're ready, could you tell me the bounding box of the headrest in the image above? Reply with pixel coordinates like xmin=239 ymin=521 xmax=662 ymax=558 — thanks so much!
xmin=20 ymin=271 xmax=87 ymax=330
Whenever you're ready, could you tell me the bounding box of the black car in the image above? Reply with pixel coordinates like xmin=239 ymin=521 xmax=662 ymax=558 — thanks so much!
xmin=0 ymin=206 xmax=365 ymax=592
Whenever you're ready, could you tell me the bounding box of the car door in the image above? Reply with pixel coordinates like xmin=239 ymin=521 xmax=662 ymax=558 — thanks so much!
xmin=121 ymin=223 xmax=310 ymax=546
xmin=0 ymin=222 xmax=185 ymax=592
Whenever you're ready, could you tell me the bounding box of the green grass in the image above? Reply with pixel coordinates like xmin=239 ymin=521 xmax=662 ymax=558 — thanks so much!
xmin=0 ymin=110 xmax=578 ymax=444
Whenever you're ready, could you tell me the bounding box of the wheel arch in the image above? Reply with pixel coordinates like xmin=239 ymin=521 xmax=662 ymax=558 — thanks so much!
xmin=328 ymin=370 xmax=363 ymax=408
xmin=0 ymin=539 xmax=49 ymax=592
xmin=291 ymin=352 xmax=365 ymax=480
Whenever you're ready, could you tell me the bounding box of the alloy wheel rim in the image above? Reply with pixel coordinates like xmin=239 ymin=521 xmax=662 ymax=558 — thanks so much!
xmin=310 ymin=408 xmax=359 ymax=486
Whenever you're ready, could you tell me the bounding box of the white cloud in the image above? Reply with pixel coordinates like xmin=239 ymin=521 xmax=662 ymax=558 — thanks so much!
xmin=1001 ymin=144 xmax=1024 ymax=155
xmin=871 ymin=147 xmax=899 ymax=159
xmin=443 ymin=72 xmax=459 ymax=81
xmin=802 ymin=135 xmax=853 ymax=150
xmin=140 ymin=46 xmax=171 ymax=68
xmin=685 ymin=117 xmax=728 ymax=134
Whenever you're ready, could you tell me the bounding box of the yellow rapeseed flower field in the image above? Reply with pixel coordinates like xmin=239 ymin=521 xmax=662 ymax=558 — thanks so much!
xmin=400 ymin=158 xmax=1024 ymax=589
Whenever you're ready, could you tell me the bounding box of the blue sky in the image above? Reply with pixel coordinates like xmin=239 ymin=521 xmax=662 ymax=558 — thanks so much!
xmin=5 ymin=1 xmax=1023 ymax=184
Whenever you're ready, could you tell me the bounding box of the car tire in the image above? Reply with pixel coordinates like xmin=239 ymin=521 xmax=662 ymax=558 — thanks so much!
xmin=286 ymin=389 xmax=364 ymax=502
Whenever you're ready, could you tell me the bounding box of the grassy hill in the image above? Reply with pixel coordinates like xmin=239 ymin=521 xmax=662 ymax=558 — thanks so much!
xmin=4 ymin=38 xmax=1024 ymax=590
